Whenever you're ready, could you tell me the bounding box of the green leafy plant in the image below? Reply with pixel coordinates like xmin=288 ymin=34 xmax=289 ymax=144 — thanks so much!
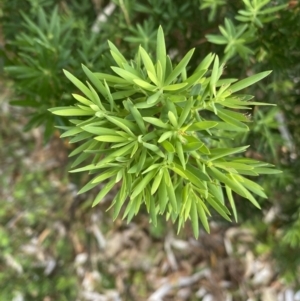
xmin=235 ymin=0 xmax=287 ymax=28
xmin=206 ymin=18 xmax=256 ymax=61
xmin=124 ymin=20 xmax=157 ymax=50
xmin=203 ymin=0 xmax=300 ymax=284
xmin=205 ymin=0 xmax=287 ymax=63
xmin=200 ymin=0 xmax=226 ymax=22
xmin=3 ymin=4 xmax=105 ymax=138
xmin=50 ymin=27 xmax=280 ymax=238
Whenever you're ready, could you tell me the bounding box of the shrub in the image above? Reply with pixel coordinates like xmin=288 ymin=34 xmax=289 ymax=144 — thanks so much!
xmin=50 ymin=27 xmax=279 ymax=238
xmin=3 ymin=0 xmax=300 ymax=284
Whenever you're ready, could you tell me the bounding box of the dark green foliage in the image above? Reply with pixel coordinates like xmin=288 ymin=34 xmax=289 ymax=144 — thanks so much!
xmin=2 ymin=0 xmax=105 ymax=138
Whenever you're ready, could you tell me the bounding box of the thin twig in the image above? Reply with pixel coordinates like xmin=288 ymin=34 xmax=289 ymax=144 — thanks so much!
xmin=164 ymin=233 xmax=178 ymax=271
xmin=275 ymin=111 xmax=297 ymax=158
xmin=91 ymin=2 xmax=116 ymax=33
xmin=148 ymin=269 xmax=210 ymax=301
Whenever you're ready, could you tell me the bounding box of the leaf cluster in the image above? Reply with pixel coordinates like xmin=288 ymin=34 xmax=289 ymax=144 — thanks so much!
xmin=2 ymin=3 xmax=106 ymax=137
xmin=206 ymin=0 xmax=288 ymax=62
xmin=50 ymin=27 xmax=279 ymax=238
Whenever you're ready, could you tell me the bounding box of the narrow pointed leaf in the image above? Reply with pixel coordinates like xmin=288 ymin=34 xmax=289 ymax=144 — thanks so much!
xmin=164 ymin=48 xmax=195 ymax=85
xmin=92 ymin=178 xmax=116 ymax=207
xmin=230 ymin=71 xmax=272 ymax=93
xmin=63 ymin=69 xmax=94 ymax=100
xmin=131 ymin=170 xmax=156 ymax=199
xmin=190 ymin=198 xmax=199 ymax=238
xmin=50 ymin=107 xmax=94 ymax=116
xmin=156 ymin=26 xmax=166 ymax=80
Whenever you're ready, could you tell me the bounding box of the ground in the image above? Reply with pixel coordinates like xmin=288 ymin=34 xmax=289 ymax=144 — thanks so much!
xmin=0 ymin=80 xmax=299 ymax=301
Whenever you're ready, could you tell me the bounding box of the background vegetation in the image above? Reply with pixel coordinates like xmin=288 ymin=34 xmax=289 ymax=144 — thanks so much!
xmin=1 ymin=0 xmax=300 ymax=300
